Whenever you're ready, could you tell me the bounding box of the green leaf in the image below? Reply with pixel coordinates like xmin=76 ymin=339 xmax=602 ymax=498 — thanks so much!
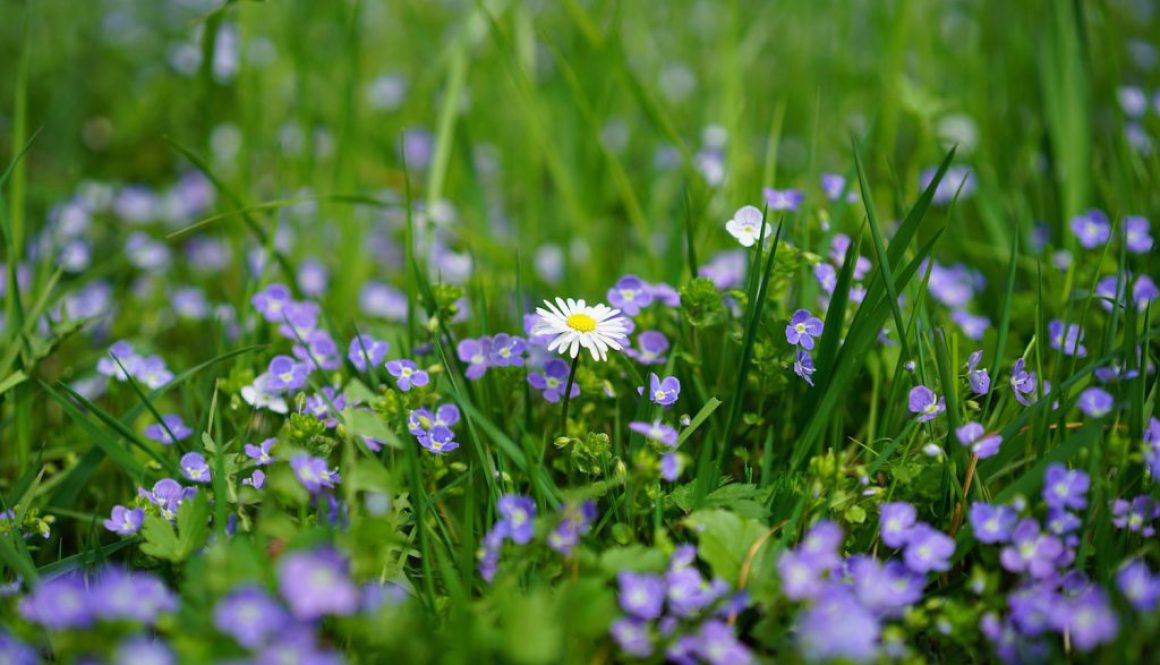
xmin=342 ymin=408 xmax=401 ymax=449
xmin=685 ymin=508 xmax=769 ymax=585
xmin=140 ymin=492 xmax=210 ymax=563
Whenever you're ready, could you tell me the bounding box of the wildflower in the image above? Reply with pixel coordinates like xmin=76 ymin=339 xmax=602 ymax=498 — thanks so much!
xmin=528 ymin=358 xmax=580 ymax=403
xmin=488 ymin=333 xmax=526 ymax=367
xmin=797 ymin=586 xmax=880 ymax=664
xmin=1094 ymin=360 xmax=1139 ymax=383
xmin=629 ymin=419 xmax=679 ymax=447
xmin=999 ymin=519 xmax=1064 ymax=578
xmin=114 ymin=637 xmax=175 ymax=665
xmin=607 ymin=275 xmax=655 ymax=316
xmin=144 ymin=414 xmax=192 ymax=444
xmin=648 ymin=282 xmax=681 ymax=307
xmin=821 ymin=173 xmax=849 ymax=202
xmin=530 ymin=297 xmax=629 ymax=361
xmin=302 ymin=387 xmax=345 ymax=428
xmin=1077 ymin=387 xmax=1114 ymax=418
xmin=699 ymin=250 xmax=747 ymax=289
xmin=290 ymin=454 xmax=340 ymax=494
xmin=252 ymin=283 xmax=293 ymax=322
xmin=951 ymin=310 xmax=990 ymax=340
xmin=850 ymin=557 xmax=923 ymax=615
xmin=692 ymin=620 xmax=754 ymax=665
xmin=1116 ymin=560 xmax=1160 ymax=612
xmin=359 ymin=282 xmax=408 ymax=321
xmin=497 ymin=494 xmax=536 ymax=544
xmin=724 ymin=205 xmax=769 ymax=247
xmin=814 ymin=263 xmax=837 ymax=293
xmin=666 ymin=566 xmax=726 ymax=618
xmin=785 ymin=309 xmax=823 ymax=350
xmin=967 ymin=349 xmax=990 ymax=394
xmin=457 ymin=336 xmax=492 ymax=380
xmin=1009 ymin=358 xmax=1045 ymax=406
xmin=1124 ymin=215 xmax=1153 ymax=253
xmin=880 ymin=502 xmax=917 ymax=548
xmin=921 ymin=165 xmax=975 ymax=204
xmin=762 ymin=187 xmax=804 ymax=211
xmin=104 ymin=505 xmax=144 ymax=536
xmin=292 ymin=330 xmax=341 ymax=371
xmin=385 ymin=359 xmax=429 ymax=392
xmin=90 ymin=568 xmax=177 ymax=623
xmin=17 ymin=573 xmax=93 ymax=629
xmin=135 ymin=356 xmax=175 ymax=389
xmin=138 ymin=478 xmax=196 ymax=520
xmin=0 ymin=631 xmax=36 ymax=665
xmin=800 ymin=521 xmax=844 ymax=571
xmin=610 ymin=617 xmax=653 ymax=658
xmin=969 ymin=503 xmax=1018 ymax=544
xmin=1048 ymin=319 xmax=1087 ymax=357
xmin=416 ymin=425 xmax=459 ymax=454
xmin=214 ymin=586 xmax=290 ymax=649
xmin=1070 ymin=209 xmax=1111 ymax=249
xmin=276 ymin=301 xmax=321 ymax=341
xmin=955 ymin=422 xmax=1002 ymax=459
xmin=347 ymin=334 xmax=389 ymax=372
xmin=277 ymin=549 xmax=359 ymax=621
xmin=777 ymin=550 xmax=825 ymax=600
xmin=1111 ymin=496 xmax=1156 ymax=536
xmin=1049 ymin=588 xmax=1118 ymax=652
xmin=624 ymin=330 xmax=669 ymax=365
xmin=264 ymin=356 xmax=308 ymax=392
xmin=241 ymin=374 xmax=289 ymax=414
xmin=617 ymin=571 xmax=665 ymax=619
xmin=244 ymin=438 xmax=276 ymax=465
xmin=902 ymin=524 xmax=954 ymax=573
xmin=244 ymin=470 xmax=266 ymax=489
xmin=647 ymin=373 xmax=681 ymax=406
xmin=660 ymin=452 xmax=682 ymax=481
xmin=1043 ymin=464 xmax=1089 ymax=511
xmin=907 ymin=385 xmax=945 ymax=422
xmin=547 ymin=501 xmax=596 ymax=555
xmin=180 ymin=452 xmax=211 ymax=483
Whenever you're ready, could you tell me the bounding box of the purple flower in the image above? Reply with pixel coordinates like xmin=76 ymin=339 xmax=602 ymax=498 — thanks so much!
xmin=647 ymin=373 xmax=681 ymax=406
xmin=360 ymin=282 xmax=408 ymax=321
xmin=951 ymin=310 xmax=990 ymax=340
xmin=777 ymin=550 xmax=825 ymax=600
xmin=648 ymin=282 xmax=681 ymax=307
xmin=800 ymin=520 xmax=844 ymax=571
xmin=921 ymin=165 xmax=975 ymax=204
xmin=292 ymin=330 xmax=341 ymax=371
xmin=528 ymin=358 xmax=579 ymax=403
xmin=1043 ymin=463 xmax=1089 ymax=511
xmin=1111 ymin=496 xmax=1156 ymax=536
xmin=138 ymin=478 xmax=196 ymax=519
xmin=969 ymin=503 xmax=1018 ymax=544
xmin=277 ymin=549 xmax=359 ymax=621
xmin=624 ymin=330 xmax=670 ymax=365
xmin=214 ymin=586 xmax=290 ymax=649
xmin=617 ymin=571 xmax=665 ymax=619
xmin=1070 ymin=209 xmax=1111 ymax=249
xmin=880 ymin=502 xmax=917 ymax=548
xmin=347 ymin=334 xmax=389 ymax=372
xmin=1009 ymin=358 xmax=1045 ymax=406
xmin=547 ymin=501 xmax=596 ymax=555
xmin=608 ymin=275 xmax=654 ymax=316
xmin=692 ymin=620 xmax=753 ymax=665
xmin=1048 ymin=319 xmax=1087 ymax=358
xmin=785 ymin=309 xmax=823 ymax=350
xmin=1124 ymin=215 xmax=1153 ymax=253
xmin=276 ymin=301 xmax=321 ymax=341
xmin=797 ymin=586 xmax=880 ymax=663
xmin=457 ymin=337 xmax=492 ymax=380
xmin=1094 ymin=361 xmax=1139 ymax=384
xmin=265 ymin=355 xmax=308 ymax=392
xmin=497 ymin=494 xmax=536 ymax=544
xmin=814 ymin=263 xmax=837 ymax=294
xmin=1049 ymin=588 xmax=1118 ymax=652
xmin=821 ymin=173 xmax=850 ymax=202
xmin=762 ymin=187 xmax=804 ymax=211
xmin=488 ymin=333 xmax=526 ymax=367
xmin=104 ymin=505 xmax=145 ymax=536
xmin=699 ymin=250 xmax=746 ymax=290
xmin=1077 ymin=387 xmax=1114 ymax=418
xmin=902 ymin=524 xmax=954 ymax=573
xmin=290 ymin=454 xmax=340 ymax=494
xmin=629 ymin=419 xmax=679 ymax=447
xmin=180 ymin=452 xmax=211 ymax=483
xmin=999 ymin=519 xmax=1064 ymax=578
xmin=244 ymin=469 xmax=266 ymax=489
xmin=907 ymin=385 xmax=945 ymax=422
xmin=91 ymin=568 xmax=177 ymax=623
xmin=386 ymin=359 xmax=429 ymax=392
xmin=144 ymin=414 xmax=192 ymax=444
xmin=660 ymin=452 xmax=681 ymax=481
xmin=302 ymin=387 xmax=345 ymax=428
xmin=1116 ymin=560 xmax=1160 ymax=612
xmin=244 ymin=438 xmax=276 ymax=465
xmin=18 ymin=573 xmax=93 ymax=629
xmin=610 ymin=617 xmax=653 ymax=658
xmin=850 ymin=557 xmax=923 ymax=615
xmin=793 ymin=349 xmax=816 ymax=387
xmin=114 ymin=637 xmax=175 ymax=665
xmin=0 ymin=631 xmax=36 ymax=665
xmin=955 ymin=422 xmax=1002 ymax=459
xmin=925 ymin=260 xmax=979 ymax=308
xmin=416 ymin=425 xmax=459 ymax=454
xmin=967 ymin=349 xmax=990 ymax=394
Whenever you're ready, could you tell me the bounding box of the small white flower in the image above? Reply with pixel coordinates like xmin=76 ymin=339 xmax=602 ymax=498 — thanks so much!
xmin=725 ymin=205 xmax=768 ymax=247
xmin=241 ymin=374 xmax=289 ymax=414
xmin=531 ymin=298 xmax=629 ymax=361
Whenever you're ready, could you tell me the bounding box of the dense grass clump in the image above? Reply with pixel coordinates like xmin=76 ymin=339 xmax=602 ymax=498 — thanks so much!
xmin=1 ymin=1 xmax=1159 ymax=663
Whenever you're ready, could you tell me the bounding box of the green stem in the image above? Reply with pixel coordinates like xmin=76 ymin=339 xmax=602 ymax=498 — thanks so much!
xmin=560 ymin=353 xmax=581 ymax=434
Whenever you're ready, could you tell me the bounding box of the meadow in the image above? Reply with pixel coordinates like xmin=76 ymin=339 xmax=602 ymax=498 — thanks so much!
xmin=1 ymin=0 xmax=1159 ymax=663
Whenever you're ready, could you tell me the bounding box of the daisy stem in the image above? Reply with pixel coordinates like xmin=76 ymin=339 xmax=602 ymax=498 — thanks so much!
xmin=560 ymin=354 xmax=581 ymax=432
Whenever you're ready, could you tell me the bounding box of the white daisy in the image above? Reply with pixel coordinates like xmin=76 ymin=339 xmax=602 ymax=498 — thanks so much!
xmin=531 ymin=297 xmax=629 ymax=361
xmin=724 ymin=205 xmax=768 ymax=247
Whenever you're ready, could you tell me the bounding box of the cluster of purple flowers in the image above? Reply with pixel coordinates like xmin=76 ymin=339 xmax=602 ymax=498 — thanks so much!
xmin=18 ymin=567 xmax=177 ymax=630
xmin=457 ymin=333 xmax=526 ymax=380
xmin=1068 ymin=209 xmax=1153 ymax=253
xmin=407 ymin=403 xmax=461 ymax=454
xmin=607 ymin=274 xmax=680 ymax=315
xmin=478 ymin=494 xmax=537 ymax=582
xmin=96 ymin=340 xmax=174 ymax=389
xmin=785 ymin=309 xmax=823 ymax=387
xmin=611 ymin=546 xmax=751 ymax=665
xmin=135 ymin=477 xmax=199 ymax=522
xmin=924 ymin=260 xmax=991 ymax=340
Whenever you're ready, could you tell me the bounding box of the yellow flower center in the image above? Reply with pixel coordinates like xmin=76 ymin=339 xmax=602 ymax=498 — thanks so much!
xmin=566 ymin=313 xmax=597 ymax=333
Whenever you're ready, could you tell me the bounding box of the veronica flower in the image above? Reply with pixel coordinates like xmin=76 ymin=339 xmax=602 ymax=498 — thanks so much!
xmin=1094 ymin=360 xmax=1140 ymax=384
xmin=244 ymin=470 xmax=266 ymax=489
xmin=252 ymin=283 xmax=293 ymax=322
xmin=0 ymin=631 xmax=36 ymax=665
xmin=692 ymin=620 xmax=754 ymax=665
xmin=699 ymin=250 xmax=747 ymax=290
xmin=347 ymin=334 xmax=389 ymax=372
xmin=624 ymin=330 xmax=669 ymax=365
xmin=528 ymin=358 xmax=580 ymax=403
xmin=264 ymin=356 xmax=308 ymax=392
xmin=821 ymin=173 xmax=853 ymax=202
xmin=530 ymin=297 xmax=629 ymax=361
xmin=104 ymin=505 xmax=144 ymax=536
xmin=792 ymin=349 xmax=817 ymax=387
xmin=607 ymin=275 xmax=655 ymax=316
xmin=648 ymin=282 xmax=681 ymax=307
xmin=292 ymin=330 xmax=342 ymax=371
xmin=762 ymin=187 xmax=804 ymax=211
xmin=241 ymin=374 xmax=289 ymax=414
xmin=777 ymin=550 xmax=825 ymax=600
xmin=785 ymin=309 xmax=823 ymax=349
xmin=1077 ymin=387 xmax=1114 ymax=418
xmin=629 ymin=419 xmax=679 ymax=447
xmin=136 ymin=356 xmax=174 ymax=389
xmin=610 ymin=618 xmax=653 ymax=658
xmin=144 ymin=414 xmax=192 ymax=444
xmin=969 ymin=503 xmax=1018 ymax=543
xmin=1116 ymin=560 xmax=1160 ymax=612
xmin=488 ymin=334 xmax=526 ymax=367
xmin=814 ymin=263 xmax=837 ymax=294
xmin=660 ymin=452 xmax=682 ymax=481
xmin=921 ymin=165 xmax=975 ymax=205
xmin=302 ymin=387 xmax=345 ymax=428
xmin=457 ymin=337 xmax=492 ymax=380
xmin=91 ymin=568 xmax=177 ymax=624
xmin=796 ymin=586 xmax=880 ymax=664
xmin=417 ymin=425 xmax=459 ymax=454
xmin=276 ymin=301 xmax=320 ymax=341
xmin=1049 ymin=587 xmax=1118 ymax=652
xmin=359 ymin=281 xmax=408 ymax=321
xmin=277 ymin=548 xmax=359 ymax=621
xmin=907 ymin=385 xmax=945 ymax=422
xmin=967 ymin=349 xmax=990 ymax=394
xmin=999 ymin=520 xmax=1064 ymax=578
xmin=1048 ymin=319 xmax=1087 ymax=358
xmin=850 ymin=557 xmax=923 ymax=615
xmin=880 ymin=502 xmax=917 ymax=548
xmin=1124 ymin=215 xmax=1154 ymax=253
xmin=903 ymin=524 xmax=954 ymax=573
xmin=618 ymin=571 xmax=665 ymax=619
xmin=290 ymin=454 xmax=340 ymax=494
xmin=955 ymin=422 xmax=1002 ymax=459
xmin=214 ymin=586 xmax=290 ymax=649
xmin=1044 ymin=464 xmax=1089 ymax=511
xmin=1070 ymin=209 xmax=1111 ymax=249
xmin=496 ymin=494 xmax=536 ymax=544
xmin=17 ymin=573 xmax=94 ymax=629
xmin=1111 ymin=496 xmax=1156 ymax=536
xmin=724 ymin=205 xmax=769 ymax=247
xmin=138 ymin=478 xmax=196 ymax=520
xmin=547 ymin=501 xmax=596 ymax=555
xmin=180 ymin=452 xmax=211 ymax=483
xmin=647 ymin=373 xmax=681 ymax=406
xmin=385 ymin=359 xmax=429 ymax=392
xmin=1009 ymin=358 xmax=1044 ymax=406
xmin=951 ymin=310 xmax=990 ymax=341
xmin=244 ymin=438 xmax=276 ymax=465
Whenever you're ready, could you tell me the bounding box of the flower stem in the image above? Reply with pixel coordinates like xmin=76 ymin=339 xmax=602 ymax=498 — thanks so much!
xmin=560 ymin=353 xmax=581 ymax=433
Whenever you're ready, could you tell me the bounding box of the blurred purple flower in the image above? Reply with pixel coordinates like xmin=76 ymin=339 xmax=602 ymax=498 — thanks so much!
xmin=608 ymin=275 xmax=654 ymax=316
xmin=144 ymin=414 xmax=192 ymax=445
xmin=277 ymin=549 xmax=359 ymax=621
xmin=214 ymin=586 xmax=290 ymax=649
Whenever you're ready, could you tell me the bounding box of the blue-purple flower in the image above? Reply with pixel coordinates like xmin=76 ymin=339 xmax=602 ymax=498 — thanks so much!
xmin=1044 ymin=464 xmax=1089 ymax=511
xmin=624 ymin=330 xmax=669 ymax=365
xmin=386 ymin=359 xmax=429 ymax=392
xmin=104 ymin=505 xmax=144 ymax=536
xmin=214 ymin=586 xmax=290 ymax=649
xmin=608 ymin=275 xmax=655 ymax=316
xmin=907 ymin=385 xmax=945 ymax=422
xmin=347 ymin=334 xmax=389 ymax=372
xmin=457 ymin=336 xmax=492 ymax=380
xmin=902 ymin=524 xmax=954 ymax=573
xmin=528 ymin=358 xmax=579 ymax=403
xmin=496 ymin=494 xmax=536 ymax=545
xmin=785 ymin=309 xmax=823 ymax=350
xmin=647 ymin=373 xmax=680 ymax=406
xmin=1077 ymin=387 xmax=1114 ymax=418
xmin=290 ymin=454 xmax=340 ymax=494
xmin=1070 ymin=209 xmax=1111 ymax=249
xmin=629 ymin=419 xmax=679 ymax=447
xmin=967 ymin=349 xmax=990 ymax=394
xmin=762 ymin=187 xmax=804 ymax=211
xmin=969 ymin=502 xmax=1018 ymax=543
xmin=180 ymin=452 xmax=211 ymax=483
xmin=880 ymin=502 xmax=917 ymax=548
xmin=955 ymin=422 xmax=1002 ymax=458
xmin=793 ymin=350 xmax=816 ymax=387
xmin=277 ymin=548 xmax=359 ymax=621
xmin=144 ymin=414 xmax=192 ymax=444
